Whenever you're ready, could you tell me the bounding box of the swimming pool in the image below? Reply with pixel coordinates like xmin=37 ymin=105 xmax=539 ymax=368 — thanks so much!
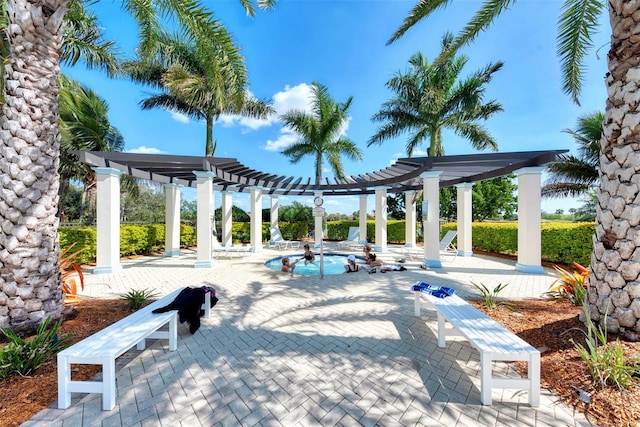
xmin=264 ymin=254 xmax=366 ymax=275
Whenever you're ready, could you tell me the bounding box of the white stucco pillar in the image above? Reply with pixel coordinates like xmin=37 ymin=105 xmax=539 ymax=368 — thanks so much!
xmin=270 ymin=195 xmax=279 ymax=233
xmin=163 ymin=183 xmax=181 ymax=257
xmin=404 ymin=190 xmax=417 ymax=248
xmin=314 ymin=192 xmax=324 ymax=248
xmin=221 ymin=191 xmax=233 ymax=246
xmin=194 ymin=171 xmax=214 ymax=268
xmin=250 ymin=187 xmax=263 ymax=252
xmin=455 ymin=183 xmax=474 ymax=257
xmin=374 ymin=186 xmax=388 ymax=252
xmin=359 ymin=195 xmax=368 ymax=244
xmin=422 ymin=171 xmax=443 ymax=268
xmin=516 ymin=167 xmax=545 ymax=273
xmin=94 ymin=167 xmax=123 ymax=274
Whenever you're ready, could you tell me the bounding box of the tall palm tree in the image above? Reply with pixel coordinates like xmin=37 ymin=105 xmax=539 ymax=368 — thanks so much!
xmin=279 ymin=82 xmax=363 ymax=185
xmin=389 ymin=1 xmax=640 ymax=339
xmin=542 ymin=112 xmax=603 ymax=198
xmin=123 ymin=32 xmax=274 ymax=156
xmin=368 ymin=33 xmax=503 ymax=157
xmin=0 ymin=0 xmax=275 ymax=331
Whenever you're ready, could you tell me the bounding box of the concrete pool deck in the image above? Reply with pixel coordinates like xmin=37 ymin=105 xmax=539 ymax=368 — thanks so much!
xmin=23 ymin=244 xmax=593 ymax=426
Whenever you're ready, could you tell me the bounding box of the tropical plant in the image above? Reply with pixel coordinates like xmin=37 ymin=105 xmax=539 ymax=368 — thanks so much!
xmin=572 ymin=305 xmax=640 ymax=389
xmin=123 ymin=32 xmax=274 ymax=156
xmin=543 ymin=112 xmax=603 ymax=198
xmin=121 ymin=289 xmax=159 ymax=310
xmin=387 ymin=0 xmax=640 ymax=339
xmin=368 ymin=33 xmax=503 ymax=157
xmin=279 ymin=82 xmax=363 ymax=185
xmin=59 ymin=243 xmax=85 ymax=302
xmin=0 ymin=0 xmax=274 ymax=331
xmin=470 ymin=282 xmax=513 ymax=310
xmin=0 ymin=317 xmax=70 ymax=379
xmin=544 ymin=262 xmax=589 ymax=306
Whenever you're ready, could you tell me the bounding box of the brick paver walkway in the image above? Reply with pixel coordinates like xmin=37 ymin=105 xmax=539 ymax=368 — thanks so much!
xmin=23 ymin=245 xmax=593 ymax=426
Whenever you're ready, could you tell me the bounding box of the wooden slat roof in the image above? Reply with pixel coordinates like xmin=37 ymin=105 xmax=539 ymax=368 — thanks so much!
xmin=73 ymin=150 xmax=567 ymax=196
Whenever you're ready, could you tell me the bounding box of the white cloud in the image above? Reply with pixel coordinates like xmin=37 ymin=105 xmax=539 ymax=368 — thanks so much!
xmin=127 ymin=146 xmax=168 ymax=154
xmin=169 ymin=110 xmax=190 ymax=124
xmin=272 ymin=83 xmax=314 ymax=115
xmin=264 ymin=127 xmax=299 ymax=152
xmin=220 ymin=83 xmax=316 ymax=132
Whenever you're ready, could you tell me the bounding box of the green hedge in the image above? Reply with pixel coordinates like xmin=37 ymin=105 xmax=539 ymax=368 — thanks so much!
xmin=59 ymin=221 xmax=595 ymax=267
xmin=59 ymin=224 xmax=197 ymax=264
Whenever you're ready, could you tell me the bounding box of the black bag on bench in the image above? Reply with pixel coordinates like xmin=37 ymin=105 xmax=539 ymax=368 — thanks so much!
xmin=152 ymin=286 xmax=218 ymax=333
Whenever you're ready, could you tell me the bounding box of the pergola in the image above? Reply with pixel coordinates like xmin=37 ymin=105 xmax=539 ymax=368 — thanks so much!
xmin=74 ymin=149 xmax=567 ymax=274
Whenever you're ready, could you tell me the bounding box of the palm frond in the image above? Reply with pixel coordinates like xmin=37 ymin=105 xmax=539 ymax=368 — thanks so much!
xmin=557 ymin=0 xmax=604 ymax=105
xmin=387 ymin=0 xmax=452 ymax=45
xmin=434 ymin=0 xmax=515 ymax=66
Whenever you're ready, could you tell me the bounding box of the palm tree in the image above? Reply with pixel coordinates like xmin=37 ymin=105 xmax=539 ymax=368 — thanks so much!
xmin=542 ymin=112 xmax=603 ymax=198
xmin=0 ymin=0 xmax=275 ymax=331
xmin=123 ymin=32 xmax=274 ymax=156
xmin=389 ymin=1 xmax=640 ymax=338
xmin=279 ymin=82 xmax=363 ymax=185
xmin=368 ymin=33 xmax=503 ymax=157
xmin=58 ymin=75 xmax=136 ymax=224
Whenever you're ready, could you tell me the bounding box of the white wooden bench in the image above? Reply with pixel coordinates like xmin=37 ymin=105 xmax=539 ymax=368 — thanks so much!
xmin=413 ymin=290 xmax=540 ymax=406
xmin=57 ymin=288 xmax=212 ymax=411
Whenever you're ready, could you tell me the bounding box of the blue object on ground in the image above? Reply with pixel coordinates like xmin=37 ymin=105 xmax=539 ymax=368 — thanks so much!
xmin=411 ymin=281 xmax=455 ymax=298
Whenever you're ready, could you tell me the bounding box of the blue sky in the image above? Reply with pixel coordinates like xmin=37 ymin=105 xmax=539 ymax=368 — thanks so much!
xmin=63 ymin=0 xmax=610 ymax=216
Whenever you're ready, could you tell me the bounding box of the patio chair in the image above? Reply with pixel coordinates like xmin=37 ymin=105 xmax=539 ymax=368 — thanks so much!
xmin=269 ymin=226 xmax=300 ymax=250
xmin=337 ymin=226 xmax=360 ymax=249
xmin=439 ymin=230 xmax=458 ymax=260
xmin=211 ymin=237 xmax=252 ymax=259
xmin=402 ymin=230 xmax=458 ymax=261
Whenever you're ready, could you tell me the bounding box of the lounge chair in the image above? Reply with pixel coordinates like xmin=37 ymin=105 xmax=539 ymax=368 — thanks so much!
xmin=211 ymin=238 xmax=252 ymax=259
xmin=403 ymin=230 xmax=458 ymax=261
xmin=337 ymin=227 xmax=360 ymax=249
xmin=269 ymin=226 xmax=300 ymax=250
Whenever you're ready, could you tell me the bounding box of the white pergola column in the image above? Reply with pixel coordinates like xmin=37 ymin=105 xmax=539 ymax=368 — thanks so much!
xmin=163 ymin=183 xmax=181 ymax=257
xmin=94 ymin=168 xmax=123 ymax=274
xmin=270 ymin=195 xmax=279 ymax=232
xmin=314 ymin=192 xmax=324 ymax=248
xmin=374 ymin=186 xmax=388 ymax=252
xmin=455 ymin=183 xmax=474 ymax=257
xmin=250 ymin=187 xmax=263 ymax=252
xmin=516 ymin=167 xmax=545 ymax=273
xmin=404 ymin=190 xmax=417 ymax=248
xmin=194 ymin=171 xmax=214 ymax=268
xmin=359 ymin=195 xmax=368 ymax=244
xmin=221 ymin=191 xmax=233 ymax=246
xmin=422 ymin=171 xmax=443 ymax=268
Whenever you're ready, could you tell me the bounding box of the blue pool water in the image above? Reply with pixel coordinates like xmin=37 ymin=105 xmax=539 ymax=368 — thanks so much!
xmin=265 ymin=254 xmax=366 ymax=275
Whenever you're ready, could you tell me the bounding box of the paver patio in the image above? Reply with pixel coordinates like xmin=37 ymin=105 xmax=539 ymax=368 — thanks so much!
xmin=23 ymin=244 xmax=592 ymax=426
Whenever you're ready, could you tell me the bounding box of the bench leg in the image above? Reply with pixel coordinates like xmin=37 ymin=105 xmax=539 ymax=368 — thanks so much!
xmin=169 ymin=313 xmax=178 ymax=351
xmin=202 ymin=291 xmax=211 ymax=318
xmin=529 ymin=352 xmax=541 ymax=406
xmin=102 ymin=357 xmax=117 ymax=410
xmin=57 ymin=354 xmax=71 ymax=409
xmin=136 ymin=338 xmax=146 ymax=351
xmin=480 ymin=353 xmax=492 ymax=405
xmin=437 ymin=312 xmax=446 ymax=348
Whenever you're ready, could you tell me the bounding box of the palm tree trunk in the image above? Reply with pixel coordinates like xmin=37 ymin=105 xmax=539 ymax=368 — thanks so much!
xmin=205 ymin=114 xmax=214 ymax=156
xmin=315 ymin=153 xmax=322 ymax=186
xmin=586 ymin=3 xmax=640 ymax=340
xmin=0 ymin=0 xmax=68 ymax=331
